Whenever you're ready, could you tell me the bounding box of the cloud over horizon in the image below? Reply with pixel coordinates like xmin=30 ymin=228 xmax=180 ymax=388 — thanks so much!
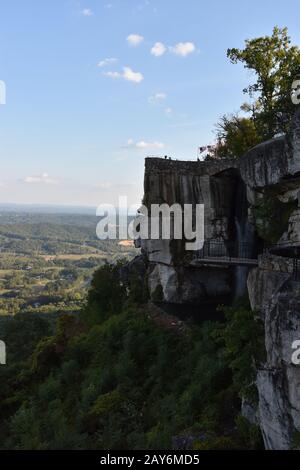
xmin=97 ymin=57 xmax=118 ymax=67
xmin=170 ymin=42 xmax=196 ymax=57
xmin=23 ymin=173 xmax=59 ymax=185
xmin=151 ymin=41 xmax=196 ymax=57
xmin=127 ymin=34 xmax=144 ymax=46
xmin=103 ymin=66 xmax=144 ymax=83
xmin=126 ymin=138 xmax=165 ymax=150
xmin=150 ymin=42 xmax=167 ymax=57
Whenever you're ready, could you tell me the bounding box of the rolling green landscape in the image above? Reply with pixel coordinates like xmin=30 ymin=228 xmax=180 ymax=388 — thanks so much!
xmin=0 ymin=211 xmax=137 ymax=317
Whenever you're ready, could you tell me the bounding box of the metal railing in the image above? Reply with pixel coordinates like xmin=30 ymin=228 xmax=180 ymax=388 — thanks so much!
xmin=193 ymin=241 xmax=300 ymax=280
xmin=194 ymin=239 xmax=256 ymax=261
xmin=263 ymin=242 xmax=300 ymax=282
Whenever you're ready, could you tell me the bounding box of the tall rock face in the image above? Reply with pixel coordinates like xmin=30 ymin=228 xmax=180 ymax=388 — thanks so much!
xmin=248 ymin=255 xmax=300 ymax=450
xmin=243 ymin=107 xmax=300 ymax=450
xmin=239 ymin=106 xmax=300 ymax=250
xmin=140 ymin=106 xmax=300 ymax=310
xmin=138 ymin=106 xmax=300 ymax=449
xmin=140 ymin=157 xmax=248 ymax=309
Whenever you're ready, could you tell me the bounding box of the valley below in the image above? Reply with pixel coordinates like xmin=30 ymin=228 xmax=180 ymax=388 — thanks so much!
xmin=0 ymin=211 xmax=137 ymax=317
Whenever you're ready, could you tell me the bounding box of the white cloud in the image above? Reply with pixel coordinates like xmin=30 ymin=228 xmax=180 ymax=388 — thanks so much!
xmin=81 ymin=8 xmax=93 ymax=16
xmin=151 ymin=42 xmax=167 ymax=57
xmin=170 ymin=42 xmax=196 ymax=57
xmin=127 ymin=34 xmax=144 ymax=46
xmin=98 ymin=58 xmax=117 ymax=67
xmin=150 ymin=41 xmax=196 ymax=58
xmin=148 ymin=92 xmax=167 ymax=104
xmin=126 ymin=139 xmax=165 ymax=150
xmin=123 ymin=67 xmax=143 ymax=83
xmin=104 ymin=67 xmax=144 ymax=84
xmin=103 ymin=71 xmax=122 ymax=79
xmin=23 ymin=173 xmax=59 ymax=185
xmin=136 ymin=141 xmax=164 ymax=149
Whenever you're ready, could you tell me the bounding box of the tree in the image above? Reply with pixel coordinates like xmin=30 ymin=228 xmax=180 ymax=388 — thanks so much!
xmin=227 ymin=26 xmax=300 ymax=139
xmin=214 ymin=115 xmax=261 ymax=159
xmin=83 ymin=263 xmax=126 ymax=324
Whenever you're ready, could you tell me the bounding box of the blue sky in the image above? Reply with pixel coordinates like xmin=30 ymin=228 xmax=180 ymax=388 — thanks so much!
xmin=0 ymin=0 xmax=299 ymax=207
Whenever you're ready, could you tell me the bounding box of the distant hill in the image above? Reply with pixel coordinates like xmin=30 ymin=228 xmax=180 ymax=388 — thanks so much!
xmin=0 ymin=203 xmax=97 ymax=215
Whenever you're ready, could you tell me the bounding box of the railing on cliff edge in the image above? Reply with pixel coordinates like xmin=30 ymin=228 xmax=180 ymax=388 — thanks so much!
xmin=192 ymin=239 xmax=300 ymax=278
xmin=192 ymin=239 xmax=258 ymax=267
xmin=262 ymin=242 xmax=300 ymax=281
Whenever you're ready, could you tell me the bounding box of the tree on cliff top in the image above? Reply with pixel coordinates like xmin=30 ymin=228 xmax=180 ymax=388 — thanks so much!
xmin=228 ymin=26 xmax=300 ymax=138
xmin=214 ymin=27 xmax=300 ymax=159
xmin=213 ymin=115 xmax=261 ymax=159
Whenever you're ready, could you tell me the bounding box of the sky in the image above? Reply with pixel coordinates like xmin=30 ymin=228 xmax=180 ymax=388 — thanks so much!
xmin=0 ymin=0 xmax=299 ymax=208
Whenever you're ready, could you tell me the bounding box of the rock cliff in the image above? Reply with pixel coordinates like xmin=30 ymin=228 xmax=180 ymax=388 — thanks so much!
xmin=136 ymin=105 xmax=300 ymax=449
xmin=140 ymin=157 xmax=253 ymax=311
xmin=248 ymin=254 xmax=300 ymax=449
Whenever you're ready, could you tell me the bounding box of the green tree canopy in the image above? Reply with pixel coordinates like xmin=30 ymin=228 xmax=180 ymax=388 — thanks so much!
xmin=213 ymin=27 xmax=300 ymax=160
xmin=227 ymin=26 xmax=300 ymax=139
xmin=214 ymin=115 xmax=261 ymax=159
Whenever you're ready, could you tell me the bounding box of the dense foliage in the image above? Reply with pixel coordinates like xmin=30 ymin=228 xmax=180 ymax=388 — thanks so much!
xmin=0 ymin=265 xmax=264 ymax=450
xmin=214 ymin=27 xmax=300 ymax=158
xmin=214 ymin=115 xmax=261 ymax=159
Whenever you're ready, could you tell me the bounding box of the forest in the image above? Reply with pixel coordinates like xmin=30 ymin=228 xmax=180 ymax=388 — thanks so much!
xmin=0 ymin=262 xmax=265 ymax=449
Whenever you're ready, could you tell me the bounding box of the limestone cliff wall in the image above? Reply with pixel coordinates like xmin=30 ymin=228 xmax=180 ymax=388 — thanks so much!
xmin=138 ymin=106 xmax=300 ymax=449
xmin=240 ymin=107 xmax=300 ymax=189
xmin=244 ymin=108 xmax=300 ymax=450
xmin=141 ymin=157 xmax=243 ymax=306
xmin=248 ymin=255 xmax=300 ymax=449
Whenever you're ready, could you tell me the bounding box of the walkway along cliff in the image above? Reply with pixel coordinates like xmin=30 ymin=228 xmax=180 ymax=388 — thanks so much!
xmin=128 ymin=105 xmax=300 ymax=449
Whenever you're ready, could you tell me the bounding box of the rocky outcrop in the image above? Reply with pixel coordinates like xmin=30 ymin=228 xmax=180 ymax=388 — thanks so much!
xmin=240 ymin=136 xmax=288 ymax=189
xmin=240 ymin=107 xmax=300 ymax=189
xmin=138 ymin=106 xmax=300 ymax=449
xmin=141 ymin=158 xmax=250 ymax=305
xmin=248 ymin=254 xmax=300 ymax=449
xmin=239 ymin=108 xmax=300 ymax=249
